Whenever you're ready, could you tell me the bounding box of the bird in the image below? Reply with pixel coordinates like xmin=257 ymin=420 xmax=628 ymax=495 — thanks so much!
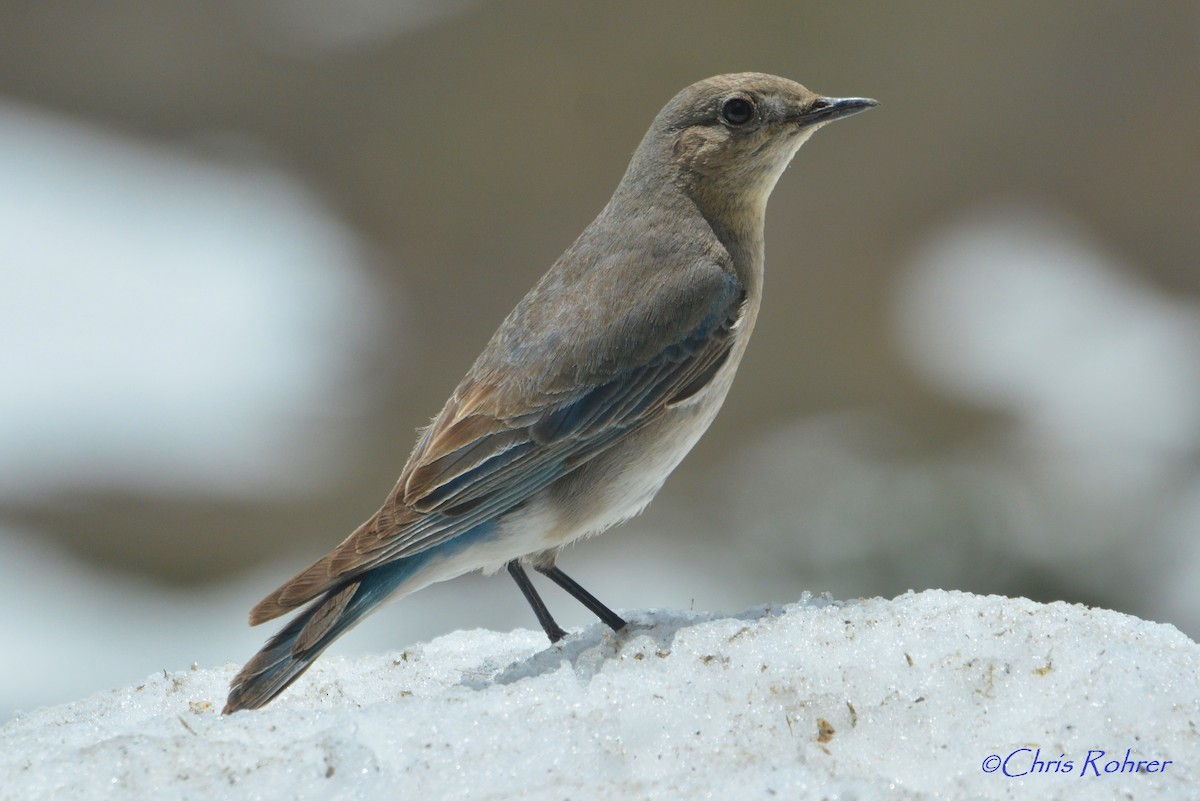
xmin=224 ymin=72 xmax=876 ymax=713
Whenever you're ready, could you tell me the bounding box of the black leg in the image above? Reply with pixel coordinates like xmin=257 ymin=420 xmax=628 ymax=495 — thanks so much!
xmin=507 ymin=560 xmax=568 ymax=643
xmin=536 ymin=564 xmax=628 ymax=633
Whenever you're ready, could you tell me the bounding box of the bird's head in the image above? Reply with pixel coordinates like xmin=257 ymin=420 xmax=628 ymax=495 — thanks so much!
xmin=626 ymin=73 xmax=877 ymax=223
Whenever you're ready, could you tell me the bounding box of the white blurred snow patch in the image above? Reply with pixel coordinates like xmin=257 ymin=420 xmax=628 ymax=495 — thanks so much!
xmin=894 ymin=201 xmax=1200 ymax=459
xmin=882 ymin=202 xmax=1200 ymax=635
xmin=2 ymin=591 xmax=1196 ymax=799
xmin=0 ymin=102 xmax=388 ymax=498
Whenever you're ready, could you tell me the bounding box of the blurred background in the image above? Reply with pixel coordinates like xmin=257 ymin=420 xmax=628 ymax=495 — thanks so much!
xmin=3 ymin=1 xmax=1198 ymax=720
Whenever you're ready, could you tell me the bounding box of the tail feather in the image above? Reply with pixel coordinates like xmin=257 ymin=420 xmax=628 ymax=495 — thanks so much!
xmin=224 ymin=554 xmax=431 ymax=713
xmin=246 ymin=510 xmax=398 ymax=627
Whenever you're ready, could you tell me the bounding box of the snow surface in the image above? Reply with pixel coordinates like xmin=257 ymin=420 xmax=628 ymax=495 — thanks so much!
xmin=2 ymin=590 xmax=1197 ymax=800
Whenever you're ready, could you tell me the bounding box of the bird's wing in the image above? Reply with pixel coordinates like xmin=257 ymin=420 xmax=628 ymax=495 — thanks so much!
xmin=249 ymin=261 xmax=744 ymax=623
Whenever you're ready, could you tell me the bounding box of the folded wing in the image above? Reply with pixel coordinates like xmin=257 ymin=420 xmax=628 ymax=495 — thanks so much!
xmin=249 ymin=262 xmax=744 ymax=624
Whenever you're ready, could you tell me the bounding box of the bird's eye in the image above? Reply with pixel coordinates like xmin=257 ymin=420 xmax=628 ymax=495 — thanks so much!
xmin=720 ymin=96 xmax=755 ymax=126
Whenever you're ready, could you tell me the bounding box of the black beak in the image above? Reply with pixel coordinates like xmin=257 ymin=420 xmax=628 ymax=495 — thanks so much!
xmin=797 ymin=96 xmax=879 ymax=127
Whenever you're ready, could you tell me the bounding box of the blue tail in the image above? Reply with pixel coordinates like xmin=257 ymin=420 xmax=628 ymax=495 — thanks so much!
xmin=224 ymin=551 xmax=435 ymax=713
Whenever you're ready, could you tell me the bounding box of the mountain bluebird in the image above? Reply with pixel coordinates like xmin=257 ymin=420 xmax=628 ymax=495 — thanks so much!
xmin=225 ymin=73 xmax=876 ymax=712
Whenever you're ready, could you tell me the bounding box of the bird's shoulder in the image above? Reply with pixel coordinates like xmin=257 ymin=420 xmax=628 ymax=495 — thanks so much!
xmin=481 ymin=226 xmax=741 ymax=394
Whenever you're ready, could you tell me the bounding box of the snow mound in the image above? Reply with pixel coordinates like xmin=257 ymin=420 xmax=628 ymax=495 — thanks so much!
xmin=3 ymin=590 xmax=1197 ymax=800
